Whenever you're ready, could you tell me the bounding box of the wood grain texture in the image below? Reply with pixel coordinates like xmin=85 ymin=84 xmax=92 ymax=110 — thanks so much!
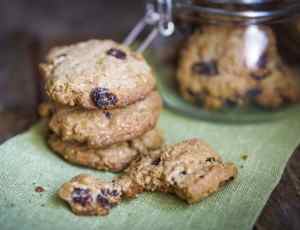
xmin=0 ymin=1 xmax=299 ymax=229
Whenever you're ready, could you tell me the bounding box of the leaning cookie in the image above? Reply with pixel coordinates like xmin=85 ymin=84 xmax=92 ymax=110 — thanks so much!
xmin=40 ymin=39 xmax=156 ymax=109
xmin=48 ymin=91 xmax=162 ymax=148
xmin=58 ymin=139 xmax=237 ymax=216
xmin=48 ymin=128 xmax=164 ymax=172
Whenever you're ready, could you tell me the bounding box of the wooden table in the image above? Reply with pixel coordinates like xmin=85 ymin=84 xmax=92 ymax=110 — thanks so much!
xmin=0 ymin=1 xmax=299 ymax=229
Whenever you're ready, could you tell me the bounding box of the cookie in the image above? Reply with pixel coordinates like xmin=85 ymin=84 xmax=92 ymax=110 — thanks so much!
xmin=177 ymin=25 xmax=300 ymax=109
xmin=48 ymin=128 xmax=164 ymax=172
xmin=58 ymin=139 xmax=237 ymax=216
xmin=119 ymin=139 xmax=237 ymax=203
xmin=58 ymin=174 xmax=123 ymax=216
xmin=48 ymin=91 xmax=162 ymax=148
xmin=40 ymin=39 xmax=156 ymax=109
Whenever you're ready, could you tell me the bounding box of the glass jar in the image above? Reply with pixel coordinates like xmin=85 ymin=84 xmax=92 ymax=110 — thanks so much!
xmin=149 ymin=0 xmax=300 ymax=122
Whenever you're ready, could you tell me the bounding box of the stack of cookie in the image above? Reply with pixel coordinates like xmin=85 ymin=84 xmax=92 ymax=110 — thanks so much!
xmin=39 ymin=40 xmax=164 ymax=172
xmin=177 ymin=25 xmax=300 ymax=110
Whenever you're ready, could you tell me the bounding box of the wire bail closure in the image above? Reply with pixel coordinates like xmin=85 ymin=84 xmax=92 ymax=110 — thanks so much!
xmin=123 ymin=0 xmax=175 ymax=53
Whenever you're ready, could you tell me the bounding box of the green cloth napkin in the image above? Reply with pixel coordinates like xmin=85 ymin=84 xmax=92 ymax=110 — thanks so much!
xmin=1 ymin=109 xmax=300 ymax=230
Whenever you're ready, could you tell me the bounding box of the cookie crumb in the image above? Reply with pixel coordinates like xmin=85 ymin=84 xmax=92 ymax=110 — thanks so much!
xmin=241 ymin=154 xmax=248 ymax=161
xmin=35 ymin=186 xmax=45 ymax=193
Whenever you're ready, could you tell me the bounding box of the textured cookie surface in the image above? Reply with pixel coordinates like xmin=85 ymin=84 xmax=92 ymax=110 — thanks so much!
xmin=48 ymin=128 xmax=164 ymax=172
xmin=58 ymin=139 xmax=237 ymax=216
xmin=177 ymin=25 xmax=300 ymax=109
xmin=41 ymin=39 xmax=156 ymax=109
xmin=58 ymin=174 xmax=123 ymax=216
xmin=49 ymin=91 xmax=162 ymax=148
xmin=119 ymin=139 xmax=237 ymax=203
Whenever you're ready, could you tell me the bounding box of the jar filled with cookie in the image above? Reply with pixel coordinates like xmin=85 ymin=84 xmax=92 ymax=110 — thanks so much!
xmin=139 ymin=0 xmax=300 ymax=122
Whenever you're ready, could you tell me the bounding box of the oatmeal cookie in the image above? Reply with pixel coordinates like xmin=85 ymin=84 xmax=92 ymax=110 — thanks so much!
xmin=49 ymin=91 xmax=162 ymax=148
xmin=48 ymin=128 xmax=164 ymax=172
xmin=177 ymin=25 xmax=300 ymax=109
xmin=40 ymin=40 xmax=156 ymax=109
xmin=58 ymin=139 xmax=237 ymax=216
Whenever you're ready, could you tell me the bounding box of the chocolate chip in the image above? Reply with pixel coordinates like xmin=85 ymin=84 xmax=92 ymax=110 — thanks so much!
xmin=151 ymin=158 xmax=161 ymax=166
xmin=256 ymin=52 xmax=267 ymax=69
xmin=103 ymin=111 xmax=112 ymax=119
xmin=97 ymin=194 xmax=111 ymax=209
xmin=192 ymin=60 xmax=219 ymax=76
xmin=246 ymin=88 xmax=262 ymax=98
xmin=90 ymin=87 xmax=118 ymax=108
xmin=72 ymin=188 xmax=93 ymax=206
xmin=106 ymin=48 xmax=127 ymax=60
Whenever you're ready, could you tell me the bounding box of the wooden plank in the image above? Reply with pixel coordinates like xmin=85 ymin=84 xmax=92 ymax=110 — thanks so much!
xmin=0 ymin=33 xmax=41 ymax=142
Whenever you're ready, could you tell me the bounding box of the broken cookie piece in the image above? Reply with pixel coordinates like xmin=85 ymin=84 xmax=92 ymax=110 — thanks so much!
xmin=58 ymin=139 xmax=238 ymax=216
xmin=58 ymin=174 xmax=122 ymax=216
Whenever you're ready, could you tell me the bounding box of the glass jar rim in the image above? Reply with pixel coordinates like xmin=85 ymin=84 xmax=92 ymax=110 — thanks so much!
xmin=174 ymin=0 xmax=300 ymax=24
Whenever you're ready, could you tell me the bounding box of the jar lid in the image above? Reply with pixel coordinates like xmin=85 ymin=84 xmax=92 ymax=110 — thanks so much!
xmin=175 ymin=0 xmax=300 ymax=23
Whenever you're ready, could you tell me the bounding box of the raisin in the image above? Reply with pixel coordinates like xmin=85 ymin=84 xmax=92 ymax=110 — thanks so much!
xmin=56 ymin=53 xmax=67 ymax=59
xmin=101 ymin=188 xmax=119 ymax=197
xmin=186 ymin=88 xmax=195 ymax=97
xmin=180 ymin=171 xmax=187 ymax=175
xmin=246 ymin=88 xmax=262 ymax=98
xmin=171 ymin=177 xmax=178 ymax=186
xmin=224 ymin=99 xmax=237 ymax=107
xmin=192 ymin=60 xmax=219 ymax=76
xmin=90 ymin=87 xmax=118 ymax=108
xmin=229 ymin=176 xmax=234 ymax=180
xmin=151 ymin=158 xmax=161 ymax=166
xmin=97 ymin=194 xmax=112 ymax=209
xmin=206 ymin=157 xmax=216 ymax=162
xmin=251 ymin=73 xmax=268 ymax=81
xmin=110 ymin=189 xmax=119 ymax=197
xmin=103 ymin=111 xmax=112 ymax=119
xmin=256 ymin=52 xmax=267 ymax=69
xmin=106 ymin=48 xmax=127 ymax=60
xmin=72 ymin=188 xmax=93 ymax=206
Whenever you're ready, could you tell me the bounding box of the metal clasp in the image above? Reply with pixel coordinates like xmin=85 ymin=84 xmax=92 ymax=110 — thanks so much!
xmin=123 ymin=0 xmax=175 ymax=53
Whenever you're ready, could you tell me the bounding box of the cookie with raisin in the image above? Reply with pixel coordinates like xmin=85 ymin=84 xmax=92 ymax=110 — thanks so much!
xmin=119 ymin=139 xmax=237 ymax=203
xmin=40 ymin=39 xmax=156 ymax=109
xmin=48 ymin=91 xmax=162 ymax=148
xmin=58 ymin=139 xmax=237 ymax=216
xmin=177 ymin=25 xmax=300 ymax=110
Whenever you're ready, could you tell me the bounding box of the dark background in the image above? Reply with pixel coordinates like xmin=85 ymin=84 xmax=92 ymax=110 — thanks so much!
xmin=0 ymin=1 xmax=299 ymax=229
